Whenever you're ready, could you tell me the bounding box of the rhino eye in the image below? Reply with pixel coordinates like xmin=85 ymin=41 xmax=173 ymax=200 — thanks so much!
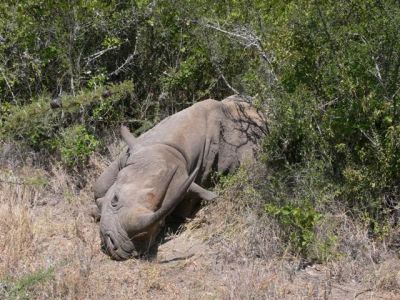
xmin=111 ymin=196 xmax=119 ymax=207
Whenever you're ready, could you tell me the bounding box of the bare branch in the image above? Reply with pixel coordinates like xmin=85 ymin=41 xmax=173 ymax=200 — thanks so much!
xmin=199 ymin=21 xmax=253 ymax=42
xmin=109 ymin=53 xmax=136 ymax=78
xmin=84 ymin=46 xmax=118 ymax=66
xmin=359 ymin=128 xmax=378 ymax=148
xmin=194 ymin=20 xmax=278 ymax=82
xmin=0 ymin=67 xmax=16 ymax=104
xmin=318 ymin=98 xmax=338 ymax=111
xmin=108 ymin=16 xmax=142 ymax=78
xmin=219 ymin=73 xmax=239 ymax=95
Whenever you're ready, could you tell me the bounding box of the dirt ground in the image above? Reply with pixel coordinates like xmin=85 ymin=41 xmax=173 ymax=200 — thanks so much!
xmin=1 ymin=159 xmax=400 ymax=299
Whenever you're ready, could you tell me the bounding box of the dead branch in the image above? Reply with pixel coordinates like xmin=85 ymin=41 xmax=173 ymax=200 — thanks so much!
xmin=219 ymin=73 xmax=239 ymax=95
xmin=194 ymin=20 xmax=278 ymax=82
xmin=109 ymin=53 xmax=135 ymax=77
xmin=84 ymin=46 xmax=118 ymax=66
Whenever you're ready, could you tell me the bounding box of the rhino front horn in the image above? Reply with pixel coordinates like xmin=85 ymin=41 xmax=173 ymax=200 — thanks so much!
xmin=121 ymin=125 xmax=136 ymax=149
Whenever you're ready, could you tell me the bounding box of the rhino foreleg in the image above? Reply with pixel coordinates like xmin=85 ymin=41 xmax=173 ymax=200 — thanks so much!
xmin=172 ymin=183 xmax=217 ymax=220
xmin=189 ymin=183 xmax=218 ymax=201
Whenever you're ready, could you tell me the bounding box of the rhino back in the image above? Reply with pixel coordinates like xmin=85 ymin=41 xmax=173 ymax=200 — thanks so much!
xmin=134 ymin=97 xmax=266 ymax=184
xmin=135 ymin=99 xmax=224 ymax=171
xmin=101 ymin=98 xmax=266 ymax=188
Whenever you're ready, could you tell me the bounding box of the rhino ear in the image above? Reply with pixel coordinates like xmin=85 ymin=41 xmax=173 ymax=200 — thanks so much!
xmin=94 ymin=159 xmax=120 ymax=199
xmin=121 ymin=125 xmax=136 ymax=149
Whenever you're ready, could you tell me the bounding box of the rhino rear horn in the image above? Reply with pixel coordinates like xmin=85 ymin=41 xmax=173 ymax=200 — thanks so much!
xmin=121 ymin=125 xmax=136 ymax=149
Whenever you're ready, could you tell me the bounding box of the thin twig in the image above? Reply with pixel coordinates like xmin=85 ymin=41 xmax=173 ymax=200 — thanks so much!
xmin=199 ymin=21 xmax=252 ymax=42
xmin=318 ymin=98 xmax=338 ymax=111
xmin=109 ymin=54 xmax=135 ymax=77
xmin=0 ymin=67 xmax=16 ymax=104
xmin=219 ymin=74 xmax=239 ymax=95
xmin=84 ymin=46 xmax=118 ymax=66
xmin=108 ymin=24 xmax=140 ymax=78
xmin=194 ymin=20 xmax=278 ymax=82
xmin=359 ymin=129 xmax=378 ymax=148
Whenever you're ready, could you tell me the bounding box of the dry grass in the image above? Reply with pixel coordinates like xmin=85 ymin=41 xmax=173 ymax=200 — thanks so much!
xmin=0 ymin=150 xmax=400 ymax=299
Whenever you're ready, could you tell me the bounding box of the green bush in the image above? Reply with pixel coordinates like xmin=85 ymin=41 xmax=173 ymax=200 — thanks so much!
xmin=58 ymin=125 xmax=99 ymax=168
xmin=1 ymin=81 xmax=134 ymax=152
xmin=265 ymin=203 xmax=322 ymax=257
xmin=260 ymin=0 xmax=400 ymax=234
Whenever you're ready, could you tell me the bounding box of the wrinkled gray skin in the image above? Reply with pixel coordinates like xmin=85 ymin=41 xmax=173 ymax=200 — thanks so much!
xmin=93 ymin=95 xmax=267 ymax=260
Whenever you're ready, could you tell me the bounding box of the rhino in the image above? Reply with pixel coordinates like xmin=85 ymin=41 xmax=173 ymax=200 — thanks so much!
xmin=93 ymin=95 xmax=266 ymax=260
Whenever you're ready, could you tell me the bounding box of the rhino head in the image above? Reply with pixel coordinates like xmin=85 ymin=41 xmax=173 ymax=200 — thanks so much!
xmin=95 ymin=126 xmax=198 ymax=260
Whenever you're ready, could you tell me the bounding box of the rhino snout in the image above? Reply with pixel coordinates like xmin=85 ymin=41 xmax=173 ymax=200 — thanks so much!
xmin=100 ymin=214 xmax=137 ymax=260
xmin=99 ymin=208 xmax=157 ymax=260
xmin=100 ymin=230 xmax=138 ymax=261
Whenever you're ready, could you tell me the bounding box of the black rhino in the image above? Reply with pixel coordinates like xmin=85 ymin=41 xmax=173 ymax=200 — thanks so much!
xmin=93 ymin=95 xmax=266 ymax=260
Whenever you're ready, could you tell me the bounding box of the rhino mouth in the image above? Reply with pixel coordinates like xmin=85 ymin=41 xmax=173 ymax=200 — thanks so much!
xmin=100 ymin=231 xmax=139 ymax=261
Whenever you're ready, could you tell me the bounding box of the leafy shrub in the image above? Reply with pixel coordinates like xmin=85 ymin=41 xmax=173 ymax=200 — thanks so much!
xmin=0 ymin=81 xmax=134 ymax=152
xmin=260 ymin=0 xmax=400 ymax=235
xmin=265 ymin=203 xmax=322 ymax=257
xmin=58 ymin=125 xmax=99 ymax=168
